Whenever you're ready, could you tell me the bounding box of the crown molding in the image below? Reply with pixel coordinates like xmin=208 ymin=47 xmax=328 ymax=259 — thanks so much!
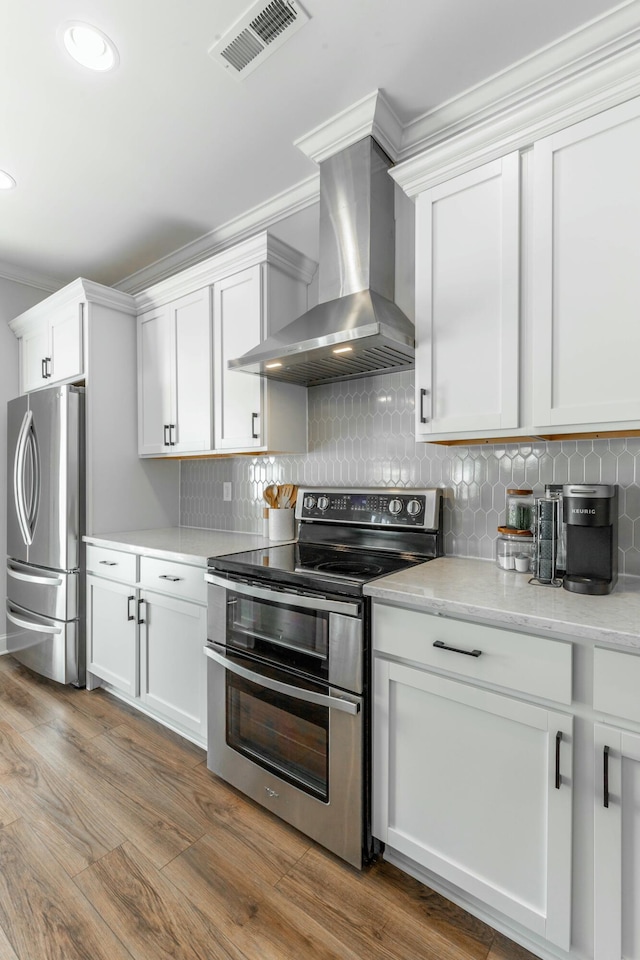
xmin=294 ymin=89 xmax=404 ymax=164
xmin=392 ymin=0 xmax=640 ymax=195
xmin=0 ymin=259 xmax=62 ymax=294
xmin=117 ymin=175 xmax=319 ymax=296
xmin=9 ymin=279 xmax=136 ymax=336
xmin=133 ymin=233 xmax=317 ymax=312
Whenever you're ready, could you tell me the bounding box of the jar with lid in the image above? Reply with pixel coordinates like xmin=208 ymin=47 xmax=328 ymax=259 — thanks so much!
xmin=505 ymin=488 xmax=534 ymax=533
xmin=496 ymin=530 xmax=534 ymax=572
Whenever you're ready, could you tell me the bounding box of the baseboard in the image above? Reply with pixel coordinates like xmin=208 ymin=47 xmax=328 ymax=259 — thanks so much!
xmin=0 ymin=634 xmax=8 ymax=655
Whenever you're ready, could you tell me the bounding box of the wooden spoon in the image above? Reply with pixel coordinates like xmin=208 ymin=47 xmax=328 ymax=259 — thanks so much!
xmin=263 ymin=484 xmax=278 ymax=508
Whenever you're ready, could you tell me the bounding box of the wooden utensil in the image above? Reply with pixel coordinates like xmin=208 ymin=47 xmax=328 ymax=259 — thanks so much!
xmin=263 ymin=484 xmax=278 ymax=508
xmin=278 ymin=483 xmax=294 ymax=508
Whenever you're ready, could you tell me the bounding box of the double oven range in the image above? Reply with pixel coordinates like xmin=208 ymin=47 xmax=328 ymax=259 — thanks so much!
xmin=205 ymin=487 xmax=442 ymax=868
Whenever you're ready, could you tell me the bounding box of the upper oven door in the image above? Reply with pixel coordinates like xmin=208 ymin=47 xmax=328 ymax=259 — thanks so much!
xmin=205 ymin=573 xmax=363 ymax=693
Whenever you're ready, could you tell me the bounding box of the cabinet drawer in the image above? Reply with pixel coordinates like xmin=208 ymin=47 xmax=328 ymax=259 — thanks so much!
xmin=139 ymin=556 xmax=206 ymax=604
xmin=86 ymin=544 xmax=137 ymax=583
xmin=373 ymin=604 xmax=572 ymax=704
xmin=594 ymin=646 xmax=640 ymax=724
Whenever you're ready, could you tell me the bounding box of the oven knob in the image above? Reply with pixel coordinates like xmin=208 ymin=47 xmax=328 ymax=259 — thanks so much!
xmin=388 ymin=498 xmax=403 ymax=516
xmin=407 ymin=499 xmax=423 ymax=516
xmin=317 ymin=496 xmax=329 ymax=512
xmin=304 ymin=495 xmax=317 ymax=510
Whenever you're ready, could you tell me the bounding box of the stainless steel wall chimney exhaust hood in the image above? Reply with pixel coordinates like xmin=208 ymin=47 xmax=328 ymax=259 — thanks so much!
xmin=228 ymin=135 xmax=414 ymax=386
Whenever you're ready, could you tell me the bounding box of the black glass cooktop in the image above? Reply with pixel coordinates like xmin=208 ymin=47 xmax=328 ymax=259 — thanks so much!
xmin=208 ymin=541 xmax=427 ymax=596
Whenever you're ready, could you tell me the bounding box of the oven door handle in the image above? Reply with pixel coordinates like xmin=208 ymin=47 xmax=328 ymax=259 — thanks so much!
xmin=205 ymin=573 xmax=360 ymax=617
xmin=204 ymin=647 xmax=361 ymax=716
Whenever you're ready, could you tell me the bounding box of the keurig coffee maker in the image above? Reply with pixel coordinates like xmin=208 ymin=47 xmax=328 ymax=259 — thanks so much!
xmin=562 ymin=484 xmax=618 ymax=595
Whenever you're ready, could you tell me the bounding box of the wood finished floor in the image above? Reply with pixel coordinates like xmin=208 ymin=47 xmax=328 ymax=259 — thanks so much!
xmin=0 ymin=655 xmax=540 ymax=960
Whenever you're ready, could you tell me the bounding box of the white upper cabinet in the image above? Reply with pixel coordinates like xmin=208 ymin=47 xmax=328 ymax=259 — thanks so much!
xmin=532 ymin=97 xmax=640 ymax=431
xmin=414 ymin=153 xmax=520 ymax=441
xmin=213 ymin=265 xmax=263 ymax=450
xmin=20 ymin=300 xmax=83 ymax=393
xmin=137 ymin=288 xmax=212 ymax=456
xmin=135 ymin=233 xmax=315 ymax=458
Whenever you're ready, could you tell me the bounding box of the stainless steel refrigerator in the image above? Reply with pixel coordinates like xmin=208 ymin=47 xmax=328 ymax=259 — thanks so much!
xmin=6 ymin=384 xmax=84 ymax=685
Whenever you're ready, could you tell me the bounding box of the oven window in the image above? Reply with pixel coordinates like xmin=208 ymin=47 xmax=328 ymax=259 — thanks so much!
xmin=227 ymin=594 xmax=329 ymax=679
xmin=226 ymin=670 xmax=329 ymax=802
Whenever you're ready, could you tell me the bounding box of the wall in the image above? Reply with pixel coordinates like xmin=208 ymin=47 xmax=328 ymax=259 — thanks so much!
xmin=0 ymin=278 xmax=52 ymax=647
xmin=180 ymin=369 xmax=640 ymax=577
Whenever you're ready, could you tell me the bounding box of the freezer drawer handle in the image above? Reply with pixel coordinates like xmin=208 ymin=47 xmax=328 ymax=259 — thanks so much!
xmin=7 ymin=608 xmax=62 ymax=635
xmin=7 ymin=566 xmax=62 ymax=587
xmin=204 ymin=646 xmax=360 ymax=716
xmin=433 ymin=640 xmax=482 ymax=658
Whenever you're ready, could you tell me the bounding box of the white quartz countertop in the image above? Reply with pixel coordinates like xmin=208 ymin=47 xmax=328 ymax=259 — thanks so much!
xmin=84 ymin=527 xmax=273 ymax=566
xmin=364 ymin=556 xmax=640 ymax=649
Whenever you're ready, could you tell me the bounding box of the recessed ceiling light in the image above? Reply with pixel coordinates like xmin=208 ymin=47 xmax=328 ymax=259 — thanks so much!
xmin=61 ymin=22 xmax=119 ymax=72
xmin=0 ymin=170 xmax=16 ymax=190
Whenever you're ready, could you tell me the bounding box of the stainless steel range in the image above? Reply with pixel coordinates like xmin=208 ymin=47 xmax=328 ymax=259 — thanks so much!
xmin=204 ymin=487 xmax=442 ymax=868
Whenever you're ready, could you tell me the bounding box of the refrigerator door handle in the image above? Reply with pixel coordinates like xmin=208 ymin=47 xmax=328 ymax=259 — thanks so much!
xmin=6 ymin=605 xmax=63 ymax=636
xmin=24 ymin=421 xmax=41 ymax=539
xmin=7 ymin=562 xmax=63 ymax=587
xmin=13 ymin=410 xmax=33 ymax=546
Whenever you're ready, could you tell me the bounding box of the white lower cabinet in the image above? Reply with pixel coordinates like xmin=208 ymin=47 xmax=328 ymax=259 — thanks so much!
xmin=87 ymin=574 xmax=138 ymax=696
xmin=593 ymin=645 xmax=640 ymax=960
xmin=373 ymin=602 xmax=573 ymax=953
xmin=86 ymin=545 xmax=207 ymax=745
xmin=139 ymin=590 xmax=207 ymax=740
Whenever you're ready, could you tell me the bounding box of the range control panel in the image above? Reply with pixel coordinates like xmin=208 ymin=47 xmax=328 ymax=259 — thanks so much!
xmin=295 ymin=488 xmax=441 ymax=530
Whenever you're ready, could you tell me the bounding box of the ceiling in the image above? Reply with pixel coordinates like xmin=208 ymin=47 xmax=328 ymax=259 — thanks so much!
xmin=0 ymin=0 xmax=630 ymax=291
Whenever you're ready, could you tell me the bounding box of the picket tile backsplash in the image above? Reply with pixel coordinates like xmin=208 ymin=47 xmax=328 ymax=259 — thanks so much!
xmin=180 ymin=371 xmax=640 ymax=576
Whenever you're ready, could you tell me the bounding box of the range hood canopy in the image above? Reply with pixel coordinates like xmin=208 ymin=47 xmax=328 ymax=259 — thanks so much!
xmin=229 ymin=134 xmax=414 ymax=387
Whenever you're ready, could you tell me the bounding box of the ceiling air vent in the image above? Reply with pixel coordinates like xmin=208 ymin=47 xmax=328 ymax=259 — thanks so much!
xmin=209 ymin=0 xmax=309 ymax=79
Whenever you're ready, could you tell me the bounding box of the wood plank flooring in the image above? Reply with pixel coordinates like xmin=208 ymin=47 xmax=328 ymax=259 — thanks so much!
xmin=0 ymin=656 xmax=540 ymax=960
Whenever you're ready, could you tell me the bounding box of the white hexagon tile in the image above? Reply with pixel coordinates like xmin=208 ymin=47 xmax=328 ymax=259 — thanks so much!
xmin=180 ymin=371 xmax=640 ymax=576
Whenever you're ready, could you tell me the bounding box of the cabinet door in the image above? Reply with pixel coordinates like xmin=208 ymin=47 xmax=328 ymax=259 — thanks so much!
xmin=374 ymin=659 xmax=572 ymax=949
xmin=594 ymin=723 xmax=640 ymax=960
xmin=49 ymin=303 xmax=83 ymax=384
xmin=139 ymin=591 xmax=207 ymax=739
xmin=86 ymin=575 xmax=138 ymax=695
xmin=414 ymin=153 xmax=520 ymax=439
xmin=171 ymin=288 xmax=212 ymax=453
xmin=533 ymin=98 xmax=640 ymax=428
xmin=21 ymin=325 xmax=50 ymax=393
xmin=213 ymin=265 xmax=263 ymax=450
xmin=137 ymin=306 xmax=173 ymax=455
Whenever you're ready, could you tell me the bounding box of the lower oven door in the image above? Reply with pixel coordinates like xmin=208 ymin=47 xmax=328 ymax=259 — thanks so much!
xmin=205 ymin=643 xmax=363 ymax=869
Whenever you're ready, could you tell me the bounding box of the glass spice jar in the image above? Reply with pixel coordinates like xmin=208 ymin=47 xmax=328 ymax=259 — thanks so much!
xmin=505 ymin=488 xmax=534 ymax=533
